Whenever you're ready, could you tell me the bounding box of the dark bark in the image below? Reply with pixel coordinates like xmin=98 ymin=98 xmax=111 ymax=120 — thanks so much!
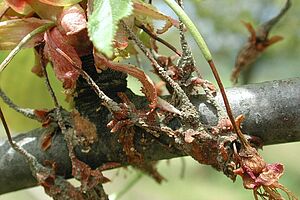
xmin=0 ymin=76 xmax=299 ymax=195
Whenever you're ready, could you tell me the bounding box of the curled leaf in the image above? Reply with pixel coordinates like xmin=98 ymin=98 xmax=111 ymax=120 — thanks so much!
xmin=44 ymin=27 xmax=82 ymax=89
xmin=133 ymin=0 xmax=180 ymax=34
xmin=0 ymin=18 xmax=51 ymax=50
xmin=37 ymin=0 xmax=81 ymax=6
xmin=4 ymin=0 xmax=32 ymax=14
xmin=26 ymin=0 xmax=62 ymax=20
xmin=94 ymin=51 xmax=158 ymax=110
xmin=0 ymin=1 xmax=10 ymax=18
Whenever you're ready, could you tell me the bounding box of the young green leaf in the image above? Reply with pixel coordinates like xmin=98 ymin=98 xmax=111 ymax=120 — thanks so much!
xmin=87 ymin=0 xmax=133 ymax=58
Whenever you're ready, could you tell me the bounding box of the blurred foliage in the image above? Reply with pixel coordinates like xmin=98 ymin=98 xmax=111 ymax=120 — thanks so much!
xmin=0 ymin=49 xmax=69 ymax=133
xmin=0 ymin=0 xmax=299 ymax=199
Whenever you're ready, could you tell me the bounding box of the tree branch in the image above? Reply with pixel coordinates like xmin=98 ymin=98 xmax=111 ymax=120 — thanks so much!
xmin=0 ymin=78 xmax=299 ymax=195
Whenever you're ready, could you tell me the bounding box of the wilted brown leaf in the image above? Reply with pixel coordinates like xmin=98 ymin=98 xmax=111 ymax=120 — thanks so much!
xmin=44 ymin=27 xmax=82 ymax=89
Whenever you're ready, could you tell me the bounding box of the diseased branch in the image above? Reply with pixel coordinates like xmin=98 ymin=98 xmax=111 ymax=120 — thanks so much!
xmin=0 ymin=78 xmax=299 ymax=195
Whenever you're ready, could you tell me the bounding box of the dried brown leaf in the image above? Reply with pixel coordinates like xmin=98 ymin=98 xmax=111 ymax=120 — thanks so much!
xmin=44 ymin=27 xmax=82 ymax=89
xmin=94 ymin=51 xmax=158 ymax=110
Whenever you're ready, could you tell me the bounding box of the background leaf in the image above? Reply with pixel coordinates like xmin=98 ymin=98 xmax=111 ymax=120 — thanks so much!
xmin=87 ymin=0 xmax=133 ymax=57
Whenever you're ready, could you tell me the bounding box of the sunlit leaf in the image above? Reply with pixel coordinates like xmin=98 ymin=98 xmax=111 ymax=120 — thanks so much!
xmin=37 ymin=0 xmax=81 ymax=6
xmin=26 ymin=0 xmax=62 ymax=20
xmin=4 ymin=0 xmax=32 ymax=15
xmin=133 ymin=0 xmax=180 ymax=34
xmin=0 ymin=18 xmax=51 ymax=50
xmin=88 ymin=0 xmax=133 ymax=57
xmin=0 ymin=1 xmax=10 ymax=18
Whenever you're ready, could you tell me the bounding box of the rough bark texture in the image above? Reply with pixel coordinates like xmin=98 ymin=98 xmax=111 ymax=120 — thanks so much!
xmin=0 ymin=76 xmax=299 ymax=194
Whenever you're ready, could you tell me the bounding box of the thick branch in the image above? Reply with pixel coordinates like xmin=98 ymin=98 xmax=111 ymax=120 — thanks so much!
xmin=0 ymin=78 xmax=299 ymax=194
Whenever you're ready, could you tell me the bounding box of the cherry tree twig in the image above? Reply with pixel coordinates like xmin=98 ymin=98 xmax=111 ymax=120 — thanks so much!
xmin=0 ymin=77 xmax=299 ymax=194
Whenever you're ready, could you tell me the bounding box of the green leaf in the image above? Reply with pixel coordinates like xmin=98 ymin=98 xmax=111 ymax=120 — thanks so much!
xmin=88 ymin=0 xmax=133 ymax=57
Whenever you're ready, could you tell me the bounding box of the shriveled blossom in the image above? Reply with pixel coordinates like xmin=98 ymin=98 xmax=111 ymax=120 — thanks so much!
xmin=234 ymin=146 xmax=297 ymax=200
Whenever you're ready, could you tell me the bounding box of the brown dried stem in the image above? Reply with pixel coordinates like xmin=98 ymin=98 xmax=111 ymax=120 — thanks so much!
xmin=136 ymin=24 xmax=182 ymax=56
xmin=208 ymin=60 xmax=249 ymax=147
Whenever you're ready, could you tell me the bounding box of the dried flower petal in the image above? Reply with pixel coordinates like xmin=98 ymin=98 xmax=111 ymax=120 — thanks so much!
xmin=58 ymin=4 xmax=87 ymax=36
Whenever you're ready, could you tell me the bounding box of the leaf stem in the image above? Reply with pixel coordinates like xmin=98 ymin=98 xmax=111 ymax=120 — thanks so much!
xmin=0 ymin=22 xmax=54 ymax=73
xmin=208 ymin=60 xmax=249 ymax=147
xmin=137 ymin=24 xmax=182 ymax=56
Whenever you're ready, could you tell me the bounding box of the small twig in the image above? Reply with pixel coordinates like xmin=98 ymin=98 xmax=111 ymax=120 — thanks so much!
xmin=41 ymin=64 xmax=60 ymax=108
xmin=258 ymin=0 xmax=291 ymax=38
xmin=41 ymin=60 xmax=109 ymax=198
xmin=175 ymin=0 xmax=226 ymax=119
xmin=0 ymin=106 xmax=13 ymax=145
xmin=0 ymin=22 xmax=54 ymax=73
xmin=164 ymin=0 xmax=249 ymax=146
xmin=0 ymin=88 xmax=38 ymax=120
xmin=121 ymin=20 xmax=200 ymax=124
xmin=0 ymin=105 xmax=46 ymax=178
xmin=231 ymin=0 xmax=291 ymax=85
xmin=163 ymin=0 xmax=212 ymax=61
xmin=136 ymin=24 xmax=182 ymax=56
xmin=175 ymin=0 xmax=196 ymax=85
xmin=40 ymin=47 xmax=69 ymax=136
xmin=176 ymin=0 xmax=192 ymax=63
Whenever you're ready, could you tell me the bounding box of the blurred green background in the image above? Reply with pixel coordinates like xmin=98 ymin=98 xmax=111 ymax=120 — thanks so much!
xmin=1 ymin=0 xmax=299 ymax=199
